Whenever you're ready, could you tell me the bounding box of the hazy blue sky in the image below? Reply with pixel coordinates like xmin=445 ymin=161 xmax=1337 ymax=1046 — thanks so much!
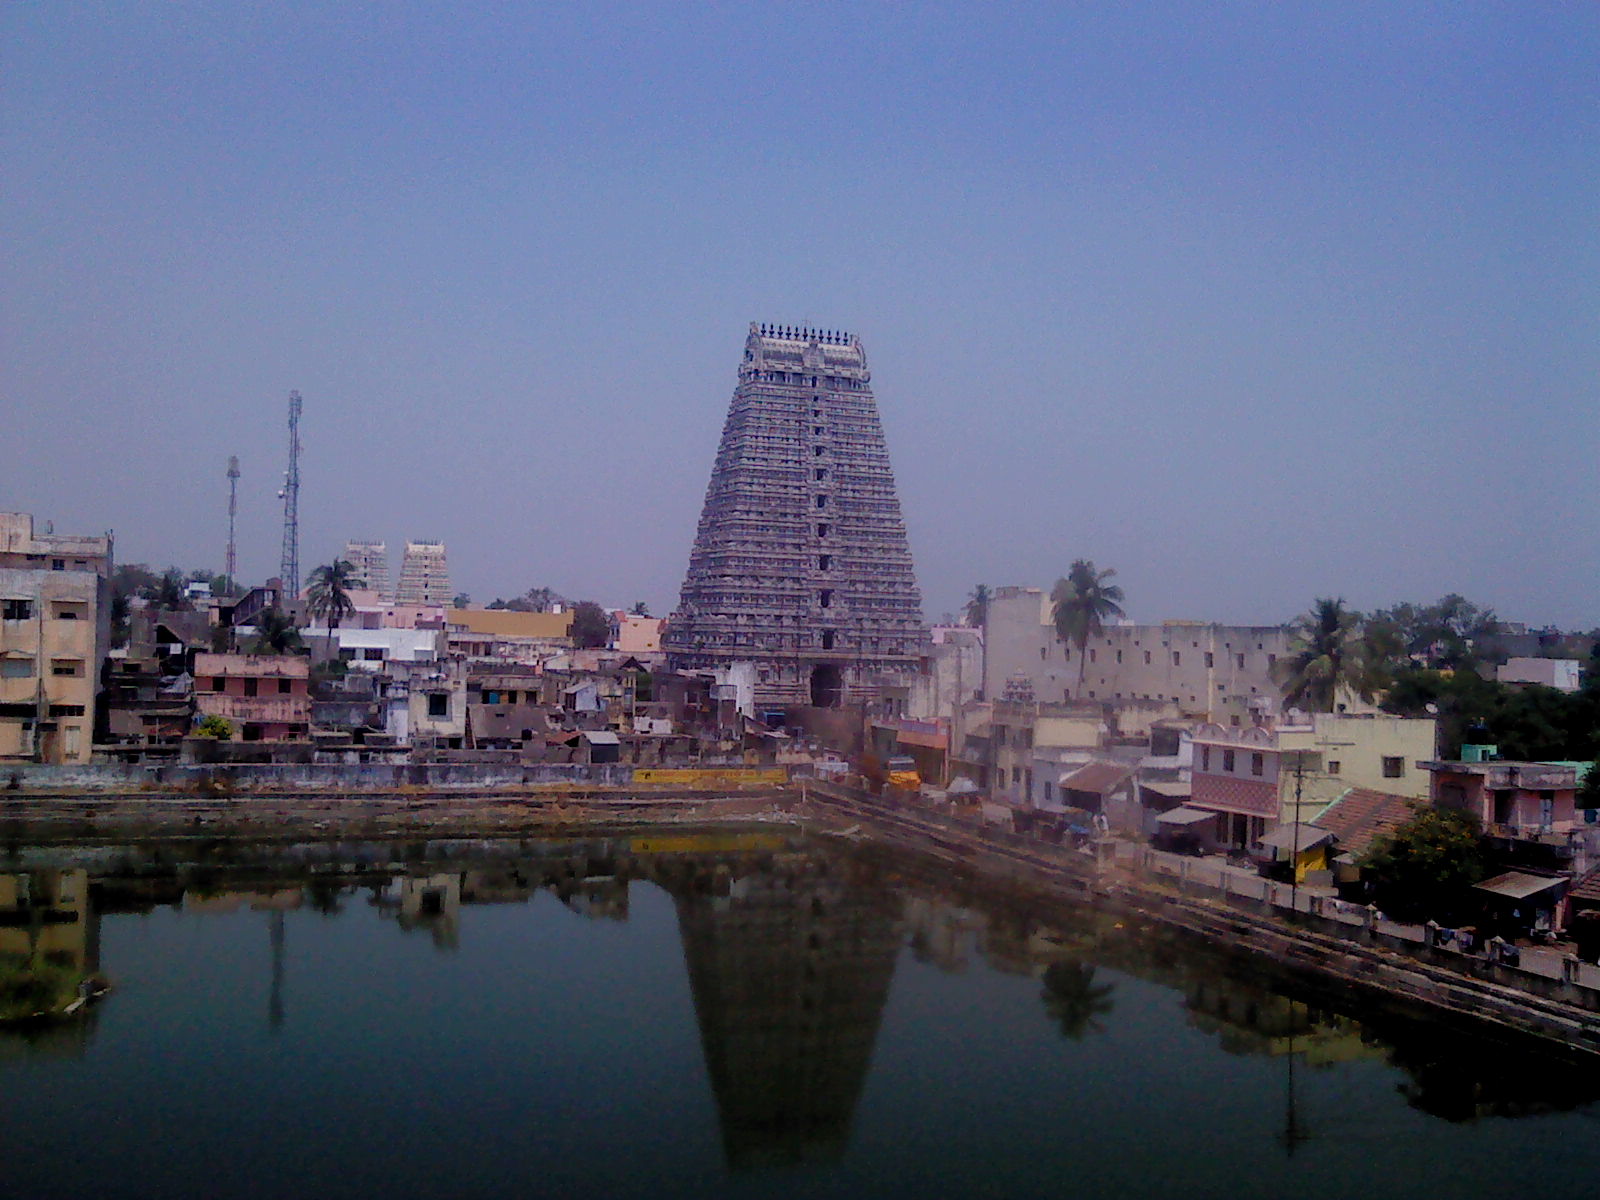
xmin=5 ymin=4 xmax=1596 ymax=627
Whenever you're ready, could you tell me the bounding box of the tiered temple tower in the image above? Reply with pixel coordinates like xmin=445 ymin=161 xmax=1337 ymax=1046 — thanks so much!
xmin=395 ymin=540 xmax=451 ymax=606
xmin=342 ymin=539 xmax=392 ymax=600
xmin=666 ymin=324 xmax=927 ymax=709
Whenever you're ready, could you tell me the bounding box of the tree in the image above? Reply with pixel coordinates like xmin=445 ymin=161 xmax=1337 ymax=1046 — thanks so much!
xmin=1051 ymin=561 xmax=1125 ymax=698
xmin=306 ymin=560 xmax=357 ymax=632
xmin=966 ymin=583 xmax=992 ymax=699
xmin=154 ymin=568 xmax=190 ymax=611
xmin=1368 ymin=595 xmax=1501 ymax=671
xmin=964 ymin=583 xmax=991 ymax=629
xmin=195 ymin=715 xmax=233 ymax=740
xmin=1363 ymin=805 xmax=1487 ymax=924
xmin=1040 ymin=960 xmax=1116 ymax=1040
xmin=1580 ymin=759 xmax=1600 ymax=812
xmin=1275 ymin=597 xmax=1378 ymax=713
xmin=250 ymin=607 xmax=304 ymax=655
xmin=452 ymin=593 xmax=471 ymax=609
xmin=630 ymin=601 xmax=651 ymax=617
xmin=570 ymin=601 xmax=610 ymax=649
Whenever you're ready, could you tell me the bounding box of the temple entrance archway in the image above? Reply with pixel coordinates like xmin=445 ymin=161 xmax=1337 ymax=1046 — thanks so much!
xmin=809 ymin=664 xmax=843 ymax=709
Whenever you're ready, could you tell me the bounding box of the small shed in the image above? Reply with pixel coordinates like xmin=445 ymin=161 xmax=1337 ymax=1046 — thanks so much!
xmin=580 ymin=729 xmax=622 ymax=764
xmin=1473 ymin=870 xmax=1568 ymax=940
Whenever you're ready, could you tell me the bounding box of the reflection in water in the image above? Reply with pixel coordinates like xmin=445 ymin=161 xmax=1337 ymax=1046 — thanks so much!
xmin=672 ymin=852 xmax=901 ymax=1169
xmin=3 ymin=836 xmax=1598 ymax=1160
xmin=0 ymin=870 xmax=100 ymax=1039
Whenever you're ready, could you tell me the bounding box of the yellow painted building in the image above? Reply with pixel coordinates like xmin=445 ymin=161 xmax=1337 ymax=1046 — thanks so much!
xmin=0 ymin=513 xmax=112 ymax=763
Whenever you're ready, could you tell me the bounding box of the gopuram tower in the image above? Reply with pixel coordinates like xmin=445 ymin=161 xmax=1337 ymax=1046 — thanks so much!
xmin=667 ymin=324 xmax=927 ymax=710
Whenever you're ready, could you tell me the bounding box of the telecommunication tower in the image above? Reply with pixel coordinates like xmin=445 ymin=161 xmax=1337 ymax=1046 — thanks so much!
xmin=277 ymin=391 xmax=302 ymax=594
xmin=224 ymin=455 xmax=240 ymax=591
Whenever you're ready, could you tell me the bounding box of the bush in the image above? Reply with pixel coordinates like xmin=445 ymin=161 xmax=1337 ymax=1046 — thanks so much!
xmin=195 ymin=715 xmax=233 ymax=740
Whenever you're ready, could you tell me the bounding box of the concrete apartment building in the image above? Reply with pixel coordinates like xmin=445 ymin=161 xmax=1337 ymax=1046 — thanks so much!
xmin=193 ymin=653 xmax=311 ymax=741
xmin=981 ymin=586 xmax=1292 ymax=723
xmin=395 ymin=540 xmax=452 ymax=607
xmin=1187 ymin=712 xmax=1437 ymax=850
xmin=0 ymin=513 xmax=113 ymax=764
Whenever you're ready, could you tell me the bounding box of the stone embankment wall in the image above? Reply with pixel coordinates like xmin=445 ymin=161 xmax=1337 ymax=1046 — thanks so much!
xmin=2 ymin=761 xmax=792 ymax=795
xmin=798 ymin=778 xmax=1600 ymax=1061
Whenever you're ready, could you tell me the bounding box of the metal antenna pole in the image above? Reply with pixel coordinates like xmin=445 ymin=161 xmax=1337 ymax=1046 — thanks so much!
xmin=278 ymin=391 xmax=302 ymax=595
xmin=225 ymin=455 xmax=240 ymax=592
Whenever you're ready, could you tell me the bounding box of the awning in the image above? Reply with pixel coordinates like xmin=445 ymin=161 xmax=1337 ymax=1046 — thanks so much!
xmin=1140 ymin=780 xmax=1191 ymax=798
xmin=1474 ymin=871 xmax=1566 ymax=901
xmin=581 ymin=730 xmax=620 ymax=745
xmin=1156 ymin=806 xmax=1218 ymax=827
xmin=1256 ymin=824 xmax=1335 ymax=853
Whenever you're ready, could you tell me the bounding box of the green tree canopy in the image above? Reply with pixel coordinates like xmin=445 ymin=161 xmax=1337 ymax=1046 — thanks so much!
xmin=1363 ymin=805 xmax=1487 ymax=924
xmin=1051 ymin=561 xmax=1125 ymax=698
xmin=964 ymin=583 xmax=991 ymax=628
xmin=1275 ymin=597 xmax=1381 ymax=712
xmin=250 ymin=607 xmax=304 ymax=655
xmin=569 ymin=601 xmax=611 ymax=649
xmin=306 ymin=559 xmax=358 ymax=632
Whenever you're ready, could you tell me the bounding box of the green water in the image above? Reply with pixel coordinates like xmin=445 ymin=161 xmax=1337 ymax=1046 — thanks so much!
xmin=2 ymin=833 xmax=1596 ymax=1200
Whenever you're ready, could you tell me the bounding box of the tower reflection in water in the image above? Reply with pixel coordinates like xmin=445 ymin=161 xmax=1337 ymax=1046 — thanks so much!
xmin=671 ymin=851 xmax=902 ymax=1169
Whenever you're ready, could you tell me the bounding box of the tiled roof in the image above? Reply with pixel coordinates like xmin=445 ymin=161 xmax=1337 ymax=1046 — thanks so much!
xmin=1311 ymin=787 xmax=1418 ymax=857
xmin=1570 ymin=867 xmax=1600 ymax=904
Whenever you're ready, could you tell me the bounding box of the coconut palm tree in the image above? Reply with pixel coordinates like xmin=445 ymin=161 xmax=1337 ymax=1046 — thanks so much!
xmin=306 ymin=559 xmax=357 ymax=632
xmin=250 ymin=606 xmax=304 ymax=655
xmin=1051 ymin=560 xmax=1126 ymax=698
xmin=965 ymin=583 xmax=992 ymax=699
xmin=1275 ymin=597 xmax=1376 ymax=712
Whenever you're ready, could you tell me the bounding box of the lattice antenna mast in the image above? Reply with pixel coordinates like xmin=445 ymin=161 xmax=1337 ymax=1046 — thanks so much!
xmin=277 ymin=391 xmax=302 ymax=594
xmin=225 ymin=455 xmax=240 ymax=591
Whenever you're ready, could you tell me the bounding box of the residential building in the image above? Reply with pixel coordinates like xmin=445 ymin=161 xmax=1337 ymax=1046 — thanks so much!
xmin=343 ymin=540 xmax=392 ymax=601
xmin=193 ymin=653 xmax=311 ymax=741
xmin=321 ymin=627 xmax=444 ymax=672
xmin=1496 ymin=657 xmax=1583 ymax=692
xmin=1425 ymin=759 xmax=1580 ymax=839
xmin=1188 ymin=712 xmax=1436 ymax=850
xmin=0 ymin=513 xmax=113 ymax=764
xmin=982 ymin=586 xmax=1292 ymax=723
xmin=448 ymin=608 xmax=574 ymax=664
xmin=666 ymin=323 xmax=928 ymax=710
xmin=395 ymin=540 xmax=452 ymax=607
xmin=613 ymin=613 xmax=664 ymax=654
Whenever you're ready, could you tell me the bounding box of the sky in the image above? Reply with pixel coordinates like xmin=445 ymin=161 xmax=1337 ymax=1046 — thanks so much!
xmin=4 ymin=3 xmax=1596 ymax=628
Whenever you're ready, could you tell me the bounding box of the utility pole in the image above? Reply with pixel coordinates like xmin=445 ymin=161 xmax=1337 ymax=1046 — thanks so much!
xmin=277 ymin=391 xmax=302 ymax=596
xmin=224 ymin=455 xmax=240 ymax=593
xmin=1289 ymin=752 xmax=1305 ymax=916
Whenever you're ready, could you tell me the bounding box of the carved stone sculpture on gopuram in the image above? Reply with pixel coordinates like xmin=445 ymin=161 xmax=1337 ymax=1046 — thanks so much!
xmin=666 ymin=323 xmax=928 ymax=710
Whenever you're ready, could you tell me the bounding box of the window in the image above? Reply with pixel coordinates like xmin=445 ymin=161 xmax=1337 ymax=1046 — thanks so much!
xmin=51 ymin=559 xmax=65 ymax=571
xmin=817 ymin=523 xmax=829 ymax=537
xmin=1250 ymin=752 xmax=1264 ymax=776
xmin=815 ymin=468 xmax=827 ymax=481
xmin=362 ymin=648 xmax=384 ymax=660
xmin=1 ymin=660 xmax=32 ymax=679
xmin=1043 ymin=781 xmax=1054 ymax=804
xmin=1200 ymin=747 xmax=1211 ymax=771
xmin=1382 ymin=756 xmax=1405 ymax=779
xmin=243 ymin=678 xmax=259 ymax=697
xmin=1115 ymin=650 xmax=1123 ymax=663
xmin=1144 ymin=650 xmax=1152 ymax=665
xmin=1222 ymin=748 xmax=1236 ymax=772
xmin=278 ymin=679 xmax=291 ymax=694
xmin=2 ymin=599 xmax=32 ymax=621
xmin=818 ymin=589 xmax=832 ymax=609
xmin=51 ymin=602 xmax=86 ymax=621
xmin=212 ymin=677 xmax=226 ymax=691
xmin=428 ymin=693 xmax=449 ymax=717
xmin=1237 ymin=653 xmax=1245 ymax=670
xmin=1327 ymin=760 xmax=1341 ymax=775
xmin=815 ymin=495 xmax=828 ymax=508
xmin=818 ymin=554 xmax=830 ymax=570
xmin=50 ymin=659 xmax=84 ymax=677
xmin=1172 ymin=651 xmax=1181 ymax=666
xmin=1204 ymin=652 xmax=1214 ymax=668
xmin=814 ymin=445 xmax=825 ymax=456
xmin=1089 ymin=649 xmax=1096 ymax=662
xmin=821 ymin=630 xmax=835 ymax=650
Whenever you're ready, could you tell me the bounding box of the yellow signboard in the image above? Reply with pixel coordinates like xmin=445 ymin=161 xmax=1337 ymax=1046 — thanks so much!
xmin=632 ymin=767 xmax=789 ymax=786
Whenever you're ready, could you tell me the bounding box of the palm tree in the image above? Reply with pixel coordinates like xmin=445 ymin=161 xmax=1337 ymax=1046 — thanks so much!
xmin=965 ymin=583 xmax=992 ymax=699
xmin=1051 ymin=560 xmax=1126 ymax=698
xmin=1040 ymin=960 xmax=1116 ymax=1040
xmin=1275 ymin=597 xmax=1375 ymax=712
xmin=306 ymin=560 xmax=357 ymax=632
xmin=250 ymin=606 xmax=304 ymax=655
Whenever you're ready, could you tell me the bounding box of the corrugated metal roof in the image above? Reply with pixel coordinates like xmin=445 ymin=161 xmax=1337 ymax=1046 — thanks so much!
xmin=1059 ymin=762 xmax=1135 ymax=794
xmin=581 ymin=730 xmax=620 ymax=745
xmin=1155 ymin=806 xmax=1217 ymax=827
xmin=1256 ymin=823 xmax=1335 ymax=853
xmin=1474 ymin=871 xmax=1566 ymax=901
